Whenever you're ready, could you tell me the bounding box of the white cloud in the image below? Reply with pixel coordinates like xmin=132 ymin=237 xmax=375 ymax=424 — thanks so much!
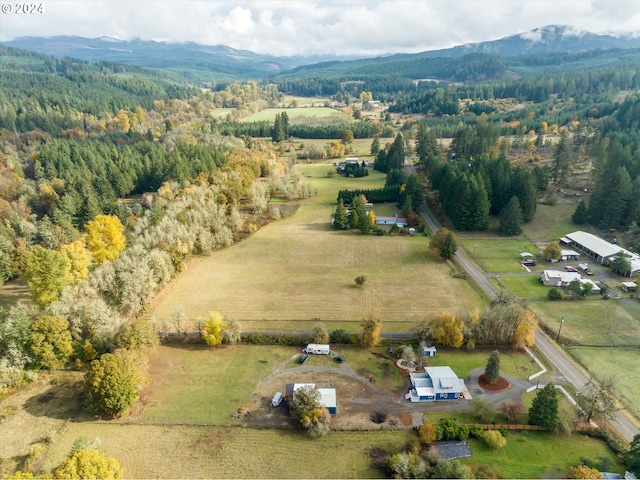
xmin=0 ymin=0 xmax=638 ymax=56
xmin=221 ymin=6 xmax=254 ymax=35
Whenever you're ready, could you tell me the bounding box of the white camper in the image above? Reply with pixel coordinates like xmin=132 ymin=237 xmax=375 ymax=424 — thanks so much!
xmin=303 ymin=344 xmax=330 ymax=355
xmin=271 ymin=391 xmax=283 ymax=407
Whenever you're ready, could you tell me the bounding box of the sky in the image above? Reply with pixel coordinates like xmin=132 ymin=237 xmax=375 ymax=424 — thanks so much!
xmin=1 ymin=0 xmax=640 ymax=57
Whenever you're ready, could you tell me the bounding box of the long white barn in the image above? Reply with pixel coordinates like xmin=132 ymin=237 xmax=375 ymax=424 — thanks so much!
xmin=562 ymin=231 xmax=640 ymax=277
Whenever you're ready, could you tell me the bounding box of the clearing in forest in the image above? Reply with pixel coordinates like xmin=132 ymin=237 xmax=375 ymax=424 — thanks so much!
xmin=150 ymin=164 xmax=482 ymax=332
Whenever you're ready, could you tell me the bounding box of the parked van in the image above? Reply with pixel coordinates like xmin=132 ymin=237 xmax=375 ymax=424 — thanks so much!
xmin=303 ymin=344 xmax=330 ymax=355
xmin=271 ymin=391 xmax=283 ymax=407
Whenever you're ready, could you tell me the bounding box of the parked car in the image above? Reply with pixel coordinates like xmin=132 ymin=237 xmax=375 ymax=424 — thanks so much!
xmin=298 ymin=354 xmax=309 ymax=364
xmin=521 ymin=259 xmax=537 ymax=266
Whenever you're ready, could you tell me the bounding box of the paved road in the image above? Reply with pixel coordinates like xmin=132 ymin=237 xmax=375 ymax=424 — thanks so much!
xmin=407 ymin=162 xmax=639 ymax=442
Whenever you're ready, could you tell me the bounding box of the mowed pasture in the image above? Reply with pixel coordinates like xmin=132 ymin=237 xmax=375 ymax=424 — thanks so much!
xmin=530 ymin=298 xmax=640 ymax=417
xmin=457 ymin=238 xmax=539 ymax=273
xmin=498 ymin=274 xmax=551 ymax=300
xmin=460 ymin=431 xmax=623 ymax=479
xmin=151 ymin=164 xmax=481 ymax=331
xmin=241 ymin=107 xmax=349 ymax=122
xmin=521 ymin=195 xmax=586 ymax=242
xmin=42 ymin=423 xmax=408 ymax=478
xmin=568 ymin=346 xmax=640 ymax=419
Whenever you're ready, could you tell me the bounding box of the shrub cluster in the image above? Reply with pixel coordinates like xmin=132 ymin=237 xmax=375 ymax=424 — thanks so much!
xmin=241 ymin=333 xmax=305 ymax=346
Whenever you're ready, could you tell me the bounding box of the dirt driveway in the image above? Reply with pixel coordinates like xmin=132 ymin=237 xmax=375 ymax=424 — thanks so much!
xmin=242 ymin=353 xmax=530 ymax=431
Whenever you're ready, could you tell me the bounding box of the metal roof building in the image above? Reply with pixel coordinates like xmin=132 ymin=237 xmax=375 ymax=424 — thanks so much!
xmin=289 ymin=383 xmax=337 ymax=414
xmin=565 ymin=231 xmax=621 ymax=262
xmin=408 ymin=366 xmax=464 ymax=402
xmin=564 ymin=231 xmax=640 ymax=277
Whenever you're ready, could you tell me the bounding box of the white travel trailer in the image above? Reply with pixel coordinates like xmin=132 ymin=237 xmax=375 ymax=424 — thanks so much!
xmin=303 ymin=344 xmax=330 ymax=355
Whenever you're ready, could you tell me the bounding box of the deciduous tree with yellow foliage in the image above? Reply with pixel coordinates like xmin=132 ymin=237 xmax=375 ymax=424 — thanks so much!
xmin=54 ymin=449 xmax=124 ymax=479
xmin=203 ymin=311 xmax=225 ymax=347
xmin=61 ymin=240 xmax=92 ymax=284
xmin=21 ymin=245 xmax=69 ymax=306
xmin=85 ymin=215 xmax=126 ymax=264
xmin=429 ymin=312 xmax=465 ymax=348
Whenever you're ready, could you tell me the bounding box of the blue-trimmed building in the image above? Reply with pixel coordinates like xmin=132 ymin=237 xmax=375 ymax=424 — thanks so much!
xmin=407 ymin=366 xmax=464 ymax=402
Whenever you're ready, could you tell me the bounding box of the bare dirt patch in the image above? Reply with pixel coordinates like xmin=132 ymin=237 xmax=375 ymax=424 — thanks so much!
xmin=242 ymin=365 xmax=421 ymax=431
xmin=478 ymin=374 xmax=511 ymax=392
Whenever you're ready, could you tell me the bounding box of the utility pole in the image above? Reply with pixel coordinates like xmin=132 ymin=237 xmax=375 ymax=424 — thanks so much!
xmin=556 ymin=316 xmax=564 ymax=341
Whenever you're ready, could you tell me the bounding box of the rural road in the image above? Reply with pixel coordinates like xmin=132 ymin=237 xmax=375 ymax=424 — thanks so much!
xmin=407 ymin=161 xmax=639 ymax=442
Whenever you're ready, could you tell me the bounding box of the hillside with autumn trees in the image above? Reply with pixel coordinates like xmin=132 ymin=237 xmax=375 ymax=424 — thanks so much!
xmin=2 ymin=31 xmax=640 ymax=416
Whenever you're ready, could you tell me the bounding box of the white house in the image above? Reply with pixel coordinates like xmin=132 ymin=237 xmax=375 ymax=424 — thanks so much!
xmin=580 ymin=278 xmax=601 ymax=294
xmin=540 ymin=270 xmax=581 ymax=287
xmin=407 ymin=366 xmax=464 ymax=402
xmin=422 ymin=346 xmax=437 ymax=357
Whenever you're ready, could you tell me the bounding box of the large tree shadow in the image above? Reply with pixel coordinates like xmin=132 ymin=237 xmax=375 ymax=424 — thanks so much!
xmin=22 ymin=378 xmax=90 ymax=422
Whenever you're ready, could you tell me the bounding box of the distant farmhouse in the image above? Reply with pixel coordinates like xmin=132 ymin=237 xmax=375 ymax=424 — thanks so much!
xmin=561 ymin=231 xmax=640 ymax=277
xmin=407 ymin=366 xmax=465 ymax=402
xmin=540 ymin=270 xmax=600 ymax=293
xmin=376 ymin=215 xmax=408 ymax=227
xmin=540 ymin=270 xmax=581 ymax=287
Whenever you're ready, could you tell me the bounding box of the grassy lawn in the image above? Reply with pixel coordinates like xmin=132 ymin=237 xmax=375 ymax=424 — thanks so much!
xmin=498 ymin=275 xmax=551 ymax=300
xmin=458 ymin=238 xmax=539 ymax=273
xmin=242 ymin=107 xmax=349 ymax=122
xmin=531 ymin=300 xmax=640 ymax=347
xmin=521 ymin=199 xmax=583 ymax=242
xmin=137 ymin=344 xmax=294 ymax=424
xmin=43 ymin=423 xmax=409 ymax=479
xmin=151 ymin=163 xmax=482 ymax=331
xmin=568 ymin=346 xmax=640 ymax=419
xmin=333 ymin=346 xmax=406 ymax=388
xmin=372 ymin=202 xmax=395 ymax=217
xmin=461 ymin=431 xmax=624 ymax=479
xmin=425 ymin=348 xmax=534 ymax=380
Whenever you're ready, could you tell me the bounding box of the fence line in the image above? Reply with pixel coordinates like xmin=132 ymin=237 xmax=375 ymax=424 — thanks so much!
xmin=478 ymin=423 xmax=594 ymax=432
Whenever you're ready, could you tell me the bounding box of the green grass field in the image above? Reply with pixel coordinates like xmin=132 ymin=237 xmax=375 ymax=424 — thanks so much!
xmin=531 ymin=300 xmax=640 ymax=347
xmin=242 ymin=107 xmax=349 ymax=122
xmin=138 ymin=344 xmax=293 ymax=424
xmin=461 ymin=431 xmax=623 ymax=478
xmin=42 ymin=423 xmax=408 ymax=479
xmin=37 ymin=344 xmax=617 ymax=479
xmin=498 ymin=275 xmax=551 ymax=300
xmin=567 ymin=346 xmax=640 ymax=419
xmin=425 ymin=348 xmax=534 ymax=379
xmin=458 ymin=238 xmax=539 ymax=273
xmin=151 ymin=164 xmax=482 ymax=331
xmin=521 ymin=199 xmax=583 ymax=242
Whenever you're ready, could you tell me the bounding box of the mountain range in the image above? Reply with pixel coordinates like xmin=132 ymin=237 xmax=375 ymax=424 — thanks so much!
xmin=3 ymin=25 xmax=640 ymax=82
